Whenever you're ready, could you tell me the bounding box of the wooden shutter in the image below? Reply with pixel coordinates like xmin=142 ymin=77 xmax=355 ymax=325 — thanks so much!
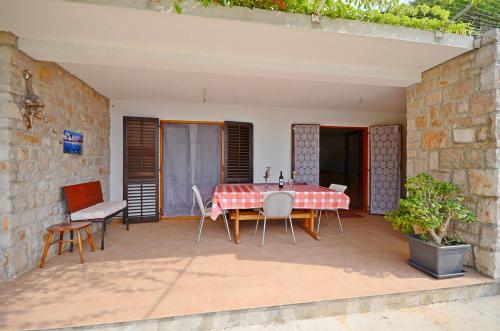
xmin=123 ymin=117 xmax=159 ymax=223
xmin=224 ymin=121 xmax=253 ymax=183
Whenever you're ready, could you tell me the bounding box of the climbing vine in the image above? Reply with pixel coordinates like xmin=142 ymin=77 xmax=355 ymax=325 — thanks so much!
xmin=173 ymin=0 xmax=474 ymax=35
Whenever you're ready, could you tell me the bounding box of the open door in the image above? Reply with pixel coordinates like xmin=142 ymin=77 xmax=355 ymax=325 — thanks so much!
xmin=369 ymin=125 xmax=402 ymax=215
xmin=345 ymin=130 xmax=363 ymax=209
xmin=123 ymin=116 xmax=160 ymax=223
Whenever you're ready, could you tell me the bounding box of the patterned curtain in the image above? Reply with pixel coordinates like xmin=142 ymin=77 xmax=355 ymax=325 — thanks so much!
xmin=370 ymin=125 xmax=401 ymax=215
xmin=293 ymin=124 xmax=320 ymax=185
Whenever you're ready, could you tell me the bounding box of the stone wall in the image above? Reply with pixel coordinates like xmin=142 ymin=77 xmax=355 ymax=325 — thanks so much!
xmin=406 ymin=29 xmax=500 ymax=278
xmin=0 ymin=32 xmax=110 ymax=279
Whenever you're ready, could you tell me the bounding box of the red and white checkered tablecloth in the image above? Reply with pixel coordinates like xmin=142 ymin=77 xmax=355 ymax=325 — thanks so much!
xmin=211 ymin=184 xmax=350 ymax=220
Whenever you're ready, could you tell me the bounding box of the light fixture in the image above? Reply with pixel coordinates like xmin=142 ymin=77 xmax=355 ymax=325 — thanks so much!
xmin=311 ymin=13 xmax=321 ymax=23
xmin=202 ymin=88 xmax=208 ymax=103
xmin=358 ymin=97 xmax=364 ymax=110
xmin=311 ymin=0 xmax=325 ymax=24
xmin=19 ymin=70 xmax=47 ymax=129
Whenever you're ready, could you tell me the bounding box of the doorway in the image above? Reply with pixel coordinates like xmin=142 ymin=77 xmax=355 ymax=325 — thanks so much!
xmin=320 ymin=127 xmax=368 ymax=211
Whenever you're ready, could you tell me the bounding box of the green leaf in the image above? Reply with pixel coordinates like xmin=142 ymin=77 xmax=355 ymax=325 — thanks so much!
xmin=384 ymin=173 xmax=476 ymax=245
xmin=167 ymin=0 xmax=476 ymax=35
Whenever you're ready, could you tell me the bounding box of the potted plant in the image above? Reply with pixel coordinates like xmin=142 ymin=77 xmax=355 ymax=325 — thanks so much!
xmin=385 ymin=173 xmax=476 ymax=279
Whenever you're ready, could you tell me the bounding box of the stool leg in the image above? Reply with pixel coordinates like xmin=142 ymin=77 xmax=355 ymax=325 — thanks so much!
xmin=76 ymin=229 xmax=84 ymax=264
xmin=70 ymin=230 xmax=74 ymax=252
xmin=85 ymin=225 xmax=95 ymax=252
xmin=58 ymin=231 xmax=64 ymax=255
xmin=39 ymin=231 xmax=53 ymax=268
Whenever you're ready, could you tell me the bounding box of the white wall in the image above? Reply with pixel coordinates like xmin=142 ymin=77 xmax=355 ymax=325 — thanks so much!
xmin=110 ymin=100 xmax=405 ymax=200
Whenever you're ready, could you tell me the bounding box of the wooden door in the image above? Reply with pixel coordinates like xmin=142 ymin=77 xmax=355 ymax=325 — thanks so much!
xmin=123 ymin=116 xmax=160 ymax=223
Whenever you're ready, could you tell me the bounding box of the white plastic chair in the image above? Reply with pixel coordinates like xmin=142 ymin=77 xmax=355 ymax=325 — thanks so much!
xmin=192 ymin=185 xmax=231 ymax=243
xmin=254 ymin=191 xmax=295 ymax=246
xmin=317 ymin=183 xmax=347 ymax=235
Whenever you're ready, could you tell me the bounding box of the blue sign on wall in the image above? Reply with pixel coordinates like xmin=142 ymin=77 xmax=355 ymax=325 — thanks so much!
xmin=63 ymin=130 xmax=83 ymax=155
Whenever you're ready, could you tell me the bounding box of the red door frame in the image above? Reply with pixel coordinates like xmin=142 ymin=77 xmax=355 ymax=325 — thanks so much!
xmin=320 ymin=125 xmax=369 ymax=212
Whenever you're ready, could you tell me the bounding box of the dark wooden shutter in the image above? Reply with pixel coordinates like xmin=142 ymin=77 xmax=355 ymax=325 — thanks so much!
xmin=224 ymin=121 xmax=253 ymax=183
xmin=123 ymin=117 xmax=159 ymax=223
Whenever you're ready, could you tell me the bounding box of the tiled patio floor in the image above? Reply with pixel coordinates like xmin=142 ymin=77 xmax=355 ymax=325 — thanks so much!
xmin=0 ymin=215 xmax=492 ymax=330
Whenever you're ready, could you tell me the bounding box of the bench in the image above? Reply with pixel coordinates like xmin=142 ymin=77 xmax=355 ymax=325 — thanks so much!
xmin=62 ymin=181 xmax=128 ymax=250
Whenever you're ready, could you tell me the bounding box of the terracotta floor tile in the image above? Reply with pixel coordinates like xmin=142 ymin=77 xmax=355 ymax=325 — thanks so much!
xmin=0 ymin=215 xmax=492 ymax=331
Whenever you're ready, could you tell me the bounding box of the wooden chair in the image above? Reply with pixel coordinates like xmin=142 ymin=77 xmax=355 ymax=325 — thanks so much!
xmin=39 ymin=221 xmax=95 ymax=267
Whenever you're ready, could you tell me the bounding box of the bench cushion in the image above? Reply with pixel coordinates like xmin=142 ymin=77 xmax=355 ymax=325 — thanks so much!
xmin=70 ymin=201 xmax=127 ymax=221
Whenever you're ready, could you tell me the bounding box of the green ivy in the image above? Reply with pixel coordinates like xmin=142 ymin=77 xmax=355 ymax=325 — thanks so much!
xmin=173 ymin=0 xmax=475 ymax=35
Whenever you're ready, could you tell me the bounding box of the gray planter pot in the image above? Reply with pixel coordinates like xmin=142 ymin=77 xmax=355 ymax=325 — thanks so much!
xmin=407 ymin=234 xmax=470 ymax=279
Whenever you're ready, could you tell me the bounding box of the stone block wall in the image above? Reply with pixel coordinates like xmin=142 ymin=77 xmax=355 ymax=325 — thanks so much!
xmin=0 ymin=32 xmax=110 ymax=279
xmin=406 ymin=29 xmax=500 ymax=278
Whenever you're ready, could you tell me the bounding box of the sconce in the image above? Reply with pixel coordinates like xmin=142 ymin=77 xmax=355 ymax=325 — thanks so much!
xmin=19 ymin=70 xmax=47 ymax=129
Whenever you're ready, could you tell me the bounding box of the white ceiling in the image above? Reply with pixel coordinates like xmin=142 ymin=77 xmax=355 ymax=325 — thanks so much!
xmin=61 ymin=62 xmax=405 ymax=112
xmin=0 ymin=0 xmax=474 ymax=112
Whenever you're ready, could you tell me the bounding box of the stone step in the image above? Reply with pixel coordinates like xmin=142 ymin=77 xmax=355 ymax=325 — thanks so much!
xmin=57 ymin=281 xmax=499 ymax=331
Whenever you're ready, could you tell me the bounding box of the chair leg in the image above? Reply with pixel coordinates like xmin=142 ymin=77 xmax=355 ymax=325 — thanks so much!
xmin=336 ymin=210 xmax=344 ymax=233
xmin=255 ymin=212 xmax=260 ymax=235
xmin=289 ymin=216 xmax=296 ymax=245
xmin=197 ymin=216 xmax=205 ymax=243
xmin=76 ymin=229 xmax=85 ymax=264
xmin=101 ymin=222 xmax=105 ymax=250
xmin=39 ymin=231 xmax=53 ymax=268
xmin=316 ymin=210 xmax=322 ymax=234
xmin=58 ymin=231 xmax=64 ymax=255
xmin=125 ymin=208 xmax=129 ymax=231
xmin=85 ymin=225 xmax=95 ymax=252
xmin=285 ymin=217 xmax=288 ymax=232
xmin=70 ymin=230 xmax=74 ymax=252
xmin=261 ymin=216 xmax=267 ymax=246
xmin=223 ymin=212 xmax=232 ymax=241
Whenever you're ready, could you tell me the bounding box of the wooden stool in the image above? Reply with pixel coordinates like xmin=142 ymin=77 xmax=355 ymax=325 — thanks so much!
xmin=39 ymin=221 xmax=95 ymax=267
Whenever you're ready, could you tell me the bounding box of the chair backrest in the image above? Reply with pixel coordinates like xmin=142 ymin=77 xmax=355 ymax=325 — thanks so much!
xmin=63 ymin=181 xmax=104 ymax=213
xmin=262 ymin=191 xmax=294 ymax=218
xmin=329 ymin=183 xmax=347 ymax=193
xmin=192 ymin=185 xmax=205 ymax=215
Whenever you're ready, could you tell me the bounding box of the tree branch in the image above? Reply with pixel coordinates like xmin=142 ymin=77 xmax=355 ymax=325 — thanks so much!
xmin=428 ymin=228 xmax=442 ymax=245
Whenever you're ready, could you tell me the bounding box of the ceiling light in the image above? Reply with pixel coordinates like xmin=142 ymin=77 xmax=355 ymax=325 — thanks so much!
xmin=202 ymin=89 xmax=207 ymax=103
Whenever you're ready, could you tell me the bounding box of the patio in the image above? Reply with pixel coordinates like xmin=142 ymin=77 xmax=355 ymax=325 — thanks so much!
xmin=0 ymin=214 xmax=491 ymax=330
xmin=0 ymin=1 xmax=500 ymax=330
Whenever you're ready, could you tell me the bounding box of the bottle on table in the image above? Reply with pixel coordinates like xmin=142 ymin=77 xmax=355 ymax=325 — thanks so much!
xmin=279 ymin=171 xmax=284 ymax=189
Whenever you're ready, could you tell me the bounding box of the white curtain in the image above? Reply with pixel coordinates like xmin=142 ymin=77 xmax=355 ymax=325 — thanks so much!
xmin=162 ymin=123 xmax=221 ymax=216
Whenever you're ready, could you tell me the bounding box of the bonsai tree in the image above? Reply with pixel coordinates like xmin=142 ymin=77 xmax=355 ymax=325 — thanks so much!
xmin=385 ymin=173 xmax=476 ymax=245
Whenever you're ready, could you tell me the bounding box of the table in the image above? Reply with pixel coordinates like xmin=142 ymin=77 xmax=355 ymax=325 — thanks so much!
xmin=211 ymin=184 xmax=350 ymax=243
xmin=39 ymin=221 xmax=95 ymax=267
